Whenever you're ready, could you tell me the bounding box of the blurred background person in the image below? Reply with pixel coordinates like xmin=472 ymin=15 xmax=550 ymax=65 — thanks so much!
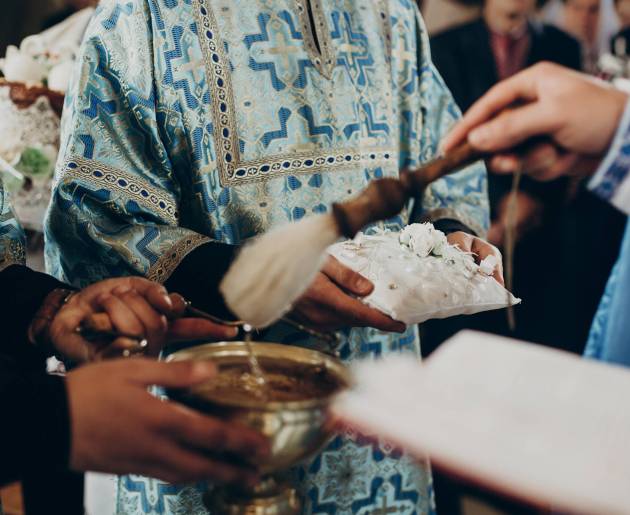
xmin=542 ymin=0 xmax=621 ymax=72
xmin=614 ymin=0 xmax=630 ymax=27
xmin=422 ymin=0 xmax=482 ymax=33
xmin=563 ymin=0 xmax=602 ymax=71
xmin=611 ymin=0 xmax=630 ymax=55
xmin=430 ymin=0 xmax=581 ymax=111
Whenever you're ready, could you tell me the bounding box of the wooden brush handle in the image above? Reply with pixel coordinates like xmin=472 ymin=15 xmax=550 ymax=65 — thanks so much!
xmin=403 ymin=142 xmax=487 ymax=194
xmin=332 ymin=142 xmax=487 ymax=238
xmin=332 ymin=178 xmax=410 ymax=238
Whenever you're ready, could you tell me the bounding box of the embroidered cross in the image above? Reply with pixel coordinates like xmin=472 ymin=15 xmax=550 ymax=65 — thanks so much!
xmin=178 ymin=46 xmax=205 ymax=83
xmin=267 ymin=31 xmax=300 ymax=69
xmin=338 ymin=41 xmax=363 ymax=67
xmin=371 ymin=497 xmax=398 ymax=515
xmin=391 ymin=37 xmax=415 ymax=65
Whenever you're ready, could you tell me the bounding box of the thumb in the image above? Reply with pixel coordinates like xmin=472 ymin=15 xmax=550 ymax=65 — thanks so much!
xmin=322 ymin=256 xmax=373 ymax=296
xmin=132 ymin=359 xmax=217 ymax=389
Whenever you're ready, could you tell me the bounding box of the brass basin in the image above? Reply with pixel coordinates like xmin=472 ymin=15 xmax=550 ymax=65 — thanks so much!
xmin=165 ymin=341 xmax=351 ymax=514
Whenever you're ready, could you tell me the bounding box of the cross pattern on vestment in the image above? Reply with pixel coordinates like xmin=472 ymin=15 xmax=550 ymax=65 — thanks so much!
xmin=371 ymin=497 xmax=399 ymax=515
xmin=391 ymin=36 xmax=415 ymax=65
xmin=179 ymin=46 xmax=205 ymax=83
xmin=267 ymin=30 xmax=300 ymax=70
xmin=338 ymin=41 xmax=363 ymax=67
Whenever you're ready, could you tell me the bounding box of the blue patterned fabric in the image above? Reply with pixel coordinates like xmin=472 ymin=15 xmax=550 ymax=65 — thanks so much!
xmin=585 ymin=101 xmax=630 ymax=366
xmin=0 ymin=181 xmax=26 ymax=271
xmin=585 ymin=221 xmax=630 ymax=364
xmin=45 ymin=1 xmax=489 ymax=513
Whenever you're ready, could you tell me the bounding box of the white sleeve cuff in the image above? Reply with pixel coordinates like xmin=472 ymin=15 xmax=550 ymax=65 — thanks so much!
xmin=589 ymin=99 xmax=630 ymax=215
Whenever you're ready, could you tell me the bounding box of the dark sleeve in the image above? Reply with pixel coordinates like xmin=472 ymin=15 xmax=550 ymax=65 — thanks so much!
xmin=0 ymin=266 xmax=75 ymax=487
xmin=165 ymin=241 xmax=239 ymax=319
xmin=0 ymin=355 xmax=71 ymax=487
xmin=0 ymin=265 xmax=68 ymax=367
xmin=433 ymin=219 xmax=476 ymax=236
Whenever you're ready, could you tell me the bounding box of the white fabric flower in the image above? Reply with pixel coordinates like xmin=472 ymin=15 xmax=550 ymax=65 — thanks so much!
xmin=1 ymin=45 xmax=46 ymax=84
xmin=431 ymin=231 xmax=448 ymax=256
xmin=399 ymin=223 xmax=448 ymax=258
xmin=479 ymin=255 xmax=499 ymax=276
xmin=48 ymin=61 xmax=75 ymax=92
xmin=20 ymin=35 xmax=47 ymax=57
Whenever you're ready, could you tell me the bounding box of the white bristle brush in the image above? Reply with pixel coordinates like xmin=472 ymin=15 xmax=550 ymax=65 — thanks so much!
xmin=220 ymin=142 xmax=486 ymax=328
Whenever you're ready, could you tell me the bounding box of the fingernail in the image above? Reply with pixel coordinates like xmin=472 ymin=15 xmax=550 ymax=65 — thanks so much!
xmin=494 ymin=157 xmax=515 ymax=173
xmin=163 ymin=294 xmax=173 ymax=309
xmin=395 ymin=323 xmax=406 ymax=333
xmin=226 ymin=326 xmax=239 ymax=338
xmin=113 ymin=286 xmax=131 ymax=295
xmin=354 ymin=277 xmax=373 ymax=294
xmin=192 ymin=361 xmax=216 ymax=378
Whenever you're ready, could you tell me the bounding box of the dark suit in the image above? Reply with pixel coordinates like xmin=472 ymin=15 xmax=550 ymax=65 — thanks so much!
xmin=431 ymin=19 xmax=582 ymax=113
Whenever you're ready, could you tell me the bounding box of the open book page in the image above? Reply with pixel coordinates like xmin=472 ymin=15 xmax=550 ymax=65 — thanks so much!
xmin=332 ymin=331 xmax=630 ymax=515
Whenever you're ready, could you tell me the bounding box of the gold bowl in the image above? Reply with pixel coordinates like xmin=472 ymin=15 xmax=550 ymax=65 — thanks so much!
xmin=165 ymin=341 xmax=351 ymax=515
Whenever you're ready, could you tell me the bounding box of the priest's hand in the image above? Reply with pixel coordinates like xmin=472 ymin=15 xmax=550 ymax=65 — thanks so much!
xmin=47 ymin=277 xmax=238 ymax=362
xmin=66 ymin=359 xmax=268 ymax=484
xmin=290 ymin=256 xmax=406 ymax=333
xmin=447 ymin=232 xmax=504 ymax=285
xmin=443 ymin=62 xmax=629 ymax=180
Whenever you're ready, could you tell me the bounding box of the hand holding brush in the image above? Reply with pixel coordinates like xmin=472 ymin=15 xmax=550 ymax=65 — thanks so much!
xmin=220 ymin=142 xmax=488 ymax=329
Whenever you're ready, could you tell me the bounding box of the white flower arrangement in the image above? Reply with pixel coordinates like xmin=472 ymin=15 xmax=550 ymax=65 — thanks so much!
xmin=398 ymin=223 xmax=500 ymax=277
xmin=0 ymin=7 xmax=94 ymax=231
xmin=0 ymin=7 xmax=94 ymax=92
xmin=0 ymin=38 xmax=77 ymax=93
xmin=399 ymin=223 xmax=448 ymax=258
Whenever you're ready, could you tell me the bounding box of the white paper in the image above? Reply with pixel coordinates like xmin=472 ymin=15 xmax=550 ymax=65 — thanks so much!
xmin=85 ymin=473 xmax=117 ymax=515
xmin=333 ymin=331 xmax=630 ymax=515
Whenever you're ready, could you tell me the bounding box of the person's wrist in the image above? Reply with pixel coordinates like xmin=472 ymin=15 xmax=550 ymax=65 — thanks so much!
xmin=600 ymin=88 xmax=630 ymax=156
xmin=28 ymin=288 xmax=77 ymax=355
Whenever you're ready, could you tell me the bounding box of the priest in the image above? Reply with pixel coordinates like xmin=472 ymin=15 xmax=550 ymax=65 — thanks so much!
xmin=45 ymin=0 xmax=497 ymax=512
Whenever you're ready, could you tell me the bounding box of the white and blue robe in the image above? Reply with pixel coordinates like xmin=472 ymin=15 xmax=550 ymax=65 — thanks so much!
xmin=45 ymin=0 xmax=490 ymax=513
